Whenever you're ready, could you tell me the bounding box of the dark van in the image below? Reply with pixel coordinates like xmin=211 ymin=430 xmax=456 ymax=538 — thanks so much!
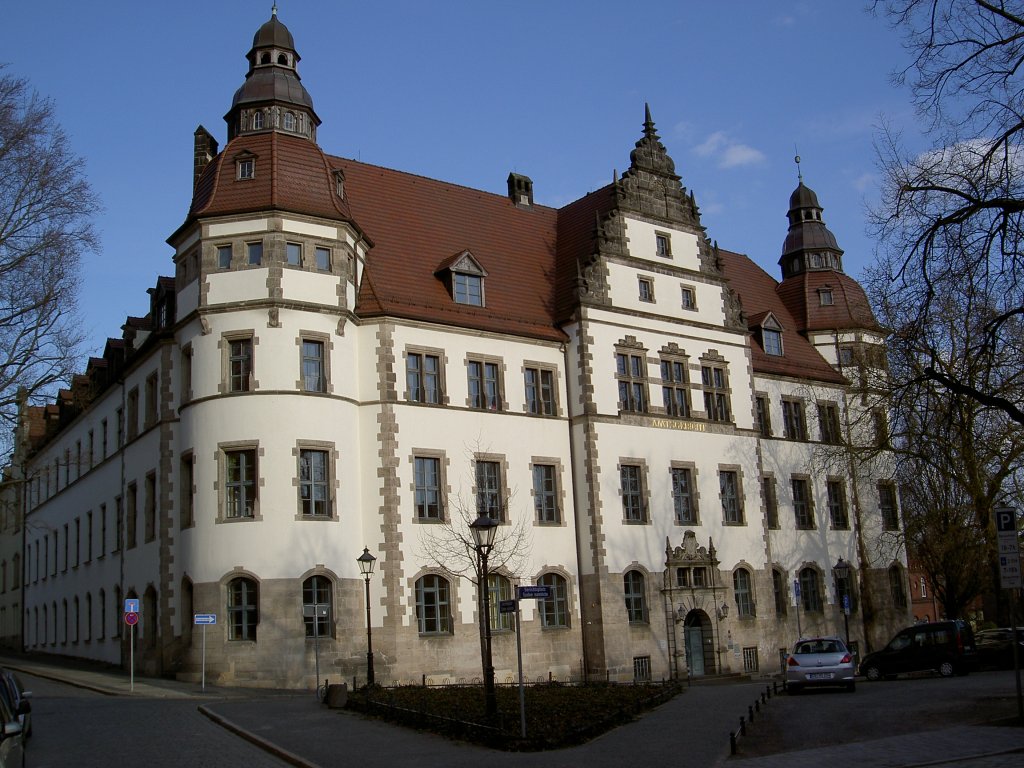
xmin=860 ymin=620 xmax=977 ymax=680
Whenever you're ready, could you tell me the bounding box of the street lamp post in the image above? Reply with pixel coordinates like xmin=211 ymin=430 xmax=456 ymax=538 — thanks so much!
xmin=470 ymin=515 xmax=499 ymax=718
xmin=833 ymin=558 xmax=851 ymax=647
xmin=357 ymin=547 xmax=377 ymax=687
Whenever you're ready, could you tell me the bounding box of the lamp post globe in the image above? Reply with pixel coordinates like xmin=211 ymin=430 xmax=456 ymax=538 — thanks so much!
xmin=357 ymin=547 xmax=377 ymax=686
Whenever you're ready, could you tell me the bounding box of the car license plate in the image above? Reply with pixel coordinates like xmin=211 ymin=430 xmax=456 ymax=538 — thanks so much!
xmin=807 ymin=673 xmax=833 ymax=680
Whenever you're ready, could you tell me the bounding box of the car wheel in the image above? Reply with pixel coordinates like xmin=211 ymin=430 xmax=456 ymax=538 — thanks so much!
xmin=864 ymin=665 xmax=882 ymax=682
xmin=939 ymin=660 xmax=955 ymax=677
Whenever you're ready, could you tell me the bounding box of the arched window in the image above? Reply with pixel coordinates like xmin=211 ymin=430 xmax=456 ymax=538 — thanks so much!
xmin=260 ymin=52 xmax=271 ymax=65
xmin=488 ymin=574 xmax=513 ymax=631
xmin=252 ymin=111 xmax=264 ymax=131
xmin=799 ymin=567 xmax=822 ymax=612
xmin=771 ymin=569 xmax=788 ymax=616
xmin=302 ymin=575 xmax=333 ymax=638
xmin=415 ymin=575 xmax=451 ymax=634
xmin=888 ymin=564 xmax=908 ymax=609
xmin=284 ymin=112 xmax=295 ymax=131
xmin=85 ymin=593 xmax=92 ymax=641
xmin=228 ymin=577 xmax=259 ymax=641
xmin=277 ymin=53 xmax=289 ymax=65
xmin=623 ymin=570 xmax=647 ymax=624
xmin=538 ymin=573 xmax=568 ymax=628
xmin=733 ymin=568 xmax=755 ymax=617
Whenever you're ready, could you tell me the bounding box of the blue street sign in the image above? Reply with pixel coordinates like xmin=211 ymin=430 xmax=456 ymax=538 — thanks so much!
xmin=517 ymin=585 xmax=551 ymax=600
xmin=793 ymin=580 xmax=801 ymax=598
xmin=194 ymin=613 xmax=217 ymax=625
xmin=499 ymin=599 xmax=516 ymax=614
xmin=842 ymin=594 xmax=850 ymax=615
xmin=124 ymin=598 xmax=139 ymax=613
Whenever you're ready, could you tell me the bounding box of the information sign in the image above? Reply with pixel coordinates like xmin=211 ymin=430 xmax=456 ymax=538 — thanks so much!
xmin=124 ymin=598 xmax=139 ymax=613
xmin=499 ymin=599 xmax=516 ymax=614
xmin=194 ymin=613 xmax=217 ymax=625
xmin=995 ymin=506 xmax=1022 ymax=590
xmin=517 ymin=585 xmax=551 ymax=600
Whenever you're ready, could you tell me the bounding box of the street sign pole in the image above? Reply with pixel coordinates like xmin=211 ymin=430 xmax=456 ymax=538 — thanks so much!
xmin=994 ymin=506 xmax=1022 ymax=720
xmin=130 ymin=622 xmax=134 ymax=693
xmin=515 ymin=596 xmax=526 ymax=738
xmin=193 ymin=614 xmax=217 ymax=691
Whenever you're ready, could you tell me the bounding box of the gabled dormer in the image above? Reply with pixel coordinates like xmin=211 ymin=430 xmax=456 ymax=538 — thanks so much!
xmin=435 ymin=250 xmax=488 ymax=307
xmin=749 ymin=311 xmax=785 ymax=357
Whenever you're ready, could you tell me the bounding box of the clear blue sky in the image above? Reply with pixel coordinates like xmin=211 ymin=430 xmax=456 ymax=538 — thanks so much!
xmin=3 ymin=1 xmax=924 ymax=356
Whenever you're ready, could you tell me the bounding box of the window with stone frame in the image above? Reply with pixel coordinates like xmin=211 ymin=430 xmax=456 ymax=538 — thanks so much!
xmin=799 ymin=567 xmax=823 ymax=612
xmin=661 ymin=356 xmax=690 ymax=417
xmin=299 ymin=448 xmax=331 ymax=517
xmin=467 ymin=358 xmax=502 ymax=410
xmin=228 ymin=577 xmax=258 ymax=641
xmin=792 ymin=476 xmax=814 ymax=529
xmin=763 ymin=475 xmax=779 ymax=528
xmin=638 ymin=276 xmax=655 ymax=302
xmin=414 ymin=454 xmax=444 ymax=520
xmin=224 ymin=448 xmax=258 ymax=519
xmin=879 ymin=483 xmax=899 ymax=530
xmin=827 ymin=479 xmax=849 ymax=529
xmin=217 ymin=244 xmax=232 ymax=269
xmin=772 ymin=568 xmax=788 ymax=616
xmin=286 ymin=241 xmax=302 ymax=266
xmin=873 ymin=408 xmax=890 ymax=447
xmin=671 ymin=465 xmax=697 ymax=524
xmin=180 ymin=454 xmax=195 ymax=529
xmin=524 ymin=365 xmax=556 ymax=416
xmin=302 ymin=575 xmax=332 ymax=638
xmin=701 ymin=363 xmax=731 ymax=422
xmin=226 ymin=335 xmax=254 ymax=393
xmin=615 ymin=347 xmax=648 ymax=413
xmin=406 ymin=350 xmax=443 ymax=404
xmin=180 ymin=345 xmax=193 ymax=403
xmin=144 ymin=373 xmax=158 ymax=428
xmin=782 ymin=398 xmax=807 ymax=440
xmin=720 ymin=469 xmax=743 ymax=524
xmin=126 ymin=388 xmax=139 ymax=441
xmin=415 ymin=574 xmax=452 ymax=634
xmin=681 ymin=285 xmax=697 ymax=310
xmin=126 ymin=483 xmax=137 ymax=549
xmin=655 ymin=232 xmax=672 ymax=257
xmin=532 ymin=463 xmax=559 ymax=523
xmin=247 ymin=241 xmax=263 ymax=266
xmin=733 ymin=568 xmax=755 ymax=617
xmin=538 ymin=573 xmax=569 ymax=628
xmin=624 ymin=570 xmax=648 ymax=624
xmin=144 ymin=472 xmax=156 ymax=542
xmin=620 ymin=464 xmax=647 ymax=523
xmin=818 ymin=402 xmax=842 ymax=444
xmin=314 ymin=246 xmax=331 ymax=272
xmin=755 ymin=394 xmax=772 ymax=437
xmin=475 ymin=459 xmax=504 ymax=522
xmin=488 ymin=574 xmax=514 ymax=631
xmin=301 ymin=338 xmax=327 ymax=393
xmin=889 ymin=564 xmax=908 ymax=609
xmin=453 ymin=272 xmax=484 ymax=306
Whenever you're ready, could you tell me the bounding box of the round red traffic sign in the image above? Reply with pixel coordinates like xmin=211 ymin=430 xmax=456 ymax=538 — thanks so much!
xmin=124 ymin=611 xmax=139 ymax=626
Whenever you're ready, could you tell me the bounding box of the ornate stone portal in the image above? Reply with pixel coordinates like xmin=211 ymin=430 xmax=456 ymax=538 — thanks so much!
xmin=663 ymin=532 xmax=729 ymax=677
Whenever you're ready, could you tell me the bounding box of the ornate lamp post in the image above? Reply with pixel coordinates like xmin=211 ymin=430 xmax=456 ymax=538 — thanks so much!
xmin=833 ymin=558 xmax=851 ymax=646
xmin=470 ymin=515 xmax=499 ymax=718
xmin=357 ymin=546 xmax=377 ymax=686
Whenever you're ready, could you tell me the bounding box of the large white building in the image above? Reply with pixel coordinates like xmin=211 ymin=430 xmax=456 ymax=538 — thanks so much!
xmin=6 ymin=11 xmax=910 ymax=688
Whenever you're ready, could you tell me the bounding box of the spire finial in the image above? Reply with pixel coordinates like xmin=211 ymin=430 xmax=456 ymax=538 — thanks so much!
xmin=272 ymin=2 xmax=278 ymax=16
xmin=794 ymin=146 xmax=803 ymax=183
xmin=643 ymin=103 xmax=655 ymax=135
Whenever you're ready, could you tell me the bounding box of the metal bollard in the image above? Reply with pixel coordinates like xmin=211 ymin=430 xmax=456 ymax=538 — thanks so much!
xmin=748 ymin=704 xmax=754 ymax=723
xmin=740 ymin=716 xmax=746 ymax=736
xmin=755 ymin=699 xmax=761 ymax=713
xmin=730 ymin=731 xmax=737 ymax=755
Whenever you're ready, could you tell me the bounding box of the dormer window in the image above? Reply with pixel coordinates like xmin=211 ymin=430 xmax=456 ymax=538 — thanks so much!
xmin=237 ymin=158 xmax=254 ymax=180
xmin=763 ymin=328 xmax=783 ymax=356
xmin=454 ymin=273 xmax=483 ymax=306
xmin=437 ymin=250 xmax=487 ymax=307
xmin=252 ymin=111 xmax=264 ymax=131
xmin=284 ymin=112 xmax=296 ymax=131
xmin=818 ymin=288 xmax=834 ymax=306
xmin=333 ymin=169 xmax=345 ymax=199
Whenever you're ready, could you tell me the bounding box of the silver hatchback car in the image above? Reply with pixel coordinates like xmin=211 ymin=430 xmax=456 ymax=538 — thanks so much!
xmin=786 ymin=636 xmax=856 ymax=693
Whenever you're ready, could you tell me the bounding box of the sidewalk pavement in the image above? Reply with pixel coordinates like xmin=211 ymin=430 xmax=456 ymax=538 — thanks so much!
xmin=2 ymin=654 xmax=1023 ymax=768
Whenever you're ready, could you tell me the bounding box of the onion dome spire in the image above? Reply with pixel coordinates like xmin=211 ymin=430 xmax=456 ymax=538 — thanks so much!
xmin=779 ymin=159 xmax=844 ymax=278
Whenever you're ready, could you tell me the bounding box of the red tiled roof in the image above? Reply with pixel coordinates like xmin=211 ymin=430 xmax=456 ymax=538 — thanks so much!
xmin=776 ymin=270 xmax=882 ymax=334
xmin=718 ymin=249 xmax=848 ymax=384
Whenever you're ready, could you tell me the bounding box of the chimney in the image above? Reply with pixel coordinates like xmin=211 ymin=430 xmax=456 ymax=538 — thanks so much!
xmin=507 ymin=172 xmax=534 ymax=208
xmin=193 ymin=126 xmax=219 ymax=189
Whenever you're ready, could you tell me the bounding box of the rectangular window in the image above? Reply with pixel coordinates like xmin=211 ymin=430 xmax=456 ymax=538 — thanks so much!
xmin=101 ymin=419 xmax=108 ymax=458
xmin=616 ymin=351 xmax=647 ymax=413
xmin=299 ymin=449 xmax=331 ymax=517
xmin=237 ymin=159 xmax=254 ymax=180
xmin=524 ymin=367 xmax=556 ymax=416
xmin=879 ymin=483 xmax=899 ymax=530
xmin=406 ymin=352 xmax=442 ymax=404
xmin=414 ymin=456 xmax=442 ymax=520
xmin=314 ymin=246 xmax=330 ymax=271
xmin=755 ymin=395 xmax=771 ymax=437
xmin=720 ymin=470 xmax=743 ymax=524
xmin=126 ymin=483 xmax=137 ymax=549
xmin=763 ymin=328 xmax=783 ymax=356
xmin=247 ymin=241 xmax=263 ymax=266
xmin=100 ymin=503 xmax=107 ymax=557
xmin=181 ymin=345 xmax=193 ymax=402
xmin=763 ymin=476 xmax=779 ymax=528
xmin=656 ymin=233 xmax=671 ymax=257
xmin=701 ymin=365 xmax=730 ymax=422
xmin=226 ymin=450 xmax=257 ymax=519
xmin=217 ymin=245 xmax=232 ymax=269
xmin=533 ymin=464 xmax=559 ymax=523
xmin=86 ymin=511 xmax=93 ymax=562
xmin=873 ymin=408 xmax=889 ymax=447
xmin=681 ymin=286 xmax=696 ymax=310
xmin=467 ymin=359 xmax=501 ymax=410
xmin=229 ymin=338 xmax=253 ymax=392
xmin=286 ymin=242 xmax=302 ymax=266
xmin=620 ymin=464 xmax=646 ymax=522
xmin=62 ymin=524 xmax=68 ymax=571
xmin=827 ymin=480 xmax=849 ymax=529
xmin=126 ymin=389 xmax=139 ymax=440
xmin=73 ymin=519 xmax=80 ymax=567
xmin=475 ymin=460 xmax=504 ymax=521
xmin=638 ymin=277 xmax=654 ymax=302
xmin=114 ymin=497 xmax=123 ymax=553
xmin=144 ymin=473 xmax=156 ymax=542
xmin=454 ymin=273 xmax=483 ymax=306
xmin=782 ymin=399 xmax=807 ymax=440
xmin=302 ymin=340 xmax=326 ymax=392
xmin=145 ymin=373 xmax=158 ymax=427
xmin=671 ymin=467 xmax=696 ymax=524
xmin=661 ymin=359 xmax=689 ymax=417
xmin=180 ymin=455 xmax=194 ymax=529
xmin=792 ymin=477 xmax=814 ymax=529
xmin=818 ymin=403 xmax=842 ymax=444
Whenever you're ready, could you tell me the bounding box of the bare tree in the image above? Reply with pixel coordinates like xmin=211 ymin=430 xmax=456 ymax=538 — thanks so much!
xmin=871 ymin=1 xmax=1024 ymax=425
xmin=0 ymin=67 xmax=97 ymax=460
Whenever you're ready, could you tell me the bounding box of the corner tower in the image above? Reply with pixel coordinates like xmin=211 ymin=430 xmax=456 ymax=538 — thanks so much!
xmin=225 ymin=7 xmax=321 ymax=142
